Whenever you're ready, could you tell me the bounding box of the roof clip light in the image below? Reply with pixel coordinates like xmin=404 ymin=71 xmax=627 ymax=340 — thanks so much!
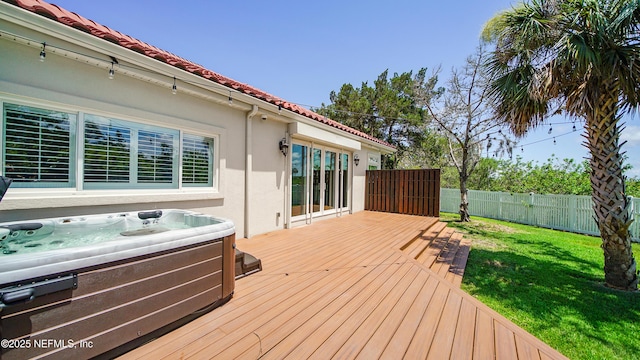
xmin=172 ymin=77 xmax=177 ymax=95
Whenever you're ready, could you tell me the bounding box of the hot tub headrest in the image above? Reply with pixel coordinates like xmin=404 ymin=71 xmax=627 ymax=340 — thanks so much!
xmin=138 ymin=210 xmax=163 ymax=220
xmin=1 ymin=223 xmax=43 ymax=232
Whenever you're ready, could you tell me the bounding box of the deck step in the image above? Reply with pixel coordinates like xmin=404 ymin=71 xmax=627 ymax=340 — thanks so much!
xmin=432 ymin=231 xmax=463 ymax=278
xmin=399 ymin=223 xmax=470 ymax=288
xmin=399 ymin=218 xmax=441 ymax=251
xmin=235 ymin=249 xmax=262 ymax=279
xmin=415 ymin=227 xmax=455 ymax=267
xmin=445 ymin=237 xmax=471 ymax=287
xmin=402 ymin=222 xmax=447 ymax=260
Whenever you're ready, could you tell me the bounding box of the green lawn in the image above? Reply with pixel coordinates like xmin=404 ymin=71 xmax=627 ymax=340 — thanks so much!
xmin=440 ymin=212 xmax=640 ymax=360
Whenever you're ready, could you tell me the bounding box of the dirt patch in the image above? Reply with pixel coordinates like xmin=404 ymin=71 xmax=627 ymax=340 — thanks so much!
xmin=473 ymin=221 xmax=521 ymax=234
xmin=470 ymin=238 xmax=504 ymax=250
xmin=483 ymin=259 xmax=505 ymax=267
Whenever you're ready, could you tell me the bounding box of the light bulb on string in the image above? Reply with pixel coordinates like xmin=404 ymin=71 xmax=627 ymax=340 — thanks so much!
xmin=39 ymin=42 xmax=46 ymax=62
xmin=548 ymin=125 xmax=553 ymax=134
xmin=572 ymin=123 xmax=577 ymax=131
xmin=553 ymin=137 xmax=557 ymax=145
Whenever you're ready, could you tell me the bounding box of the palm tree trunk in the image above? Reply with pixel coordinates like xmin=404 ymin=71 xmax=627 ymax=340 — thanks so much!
xmin=585 ymin=91 xmax=638 ymax=291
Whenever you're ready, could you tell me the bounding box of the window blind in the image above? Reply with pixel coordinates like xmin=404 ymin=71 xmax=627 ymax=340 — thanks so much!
xmin=84 ymin=120 xmax=131 ymax=183
xmin=2 ymin=104 xmax=74 ymax=187
xmin=137 ymin=130 xmax=174 ymax=183
xmin=182 ymin=134 xmax=213 ymax=186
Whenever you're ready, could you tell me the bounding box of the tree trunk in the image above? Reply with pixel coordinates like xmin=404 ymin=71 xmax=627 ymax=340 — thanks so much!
xmin=585 ymin=92 xmax=638 ymax=291
xmin=459 ymin=177 xmax=470 ymax=222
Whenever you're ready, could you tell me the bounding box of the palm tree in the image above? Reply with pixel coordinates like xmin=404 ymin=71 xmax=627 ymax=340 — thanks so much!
xmin=482 ymin=0 xmax=639 ymax=290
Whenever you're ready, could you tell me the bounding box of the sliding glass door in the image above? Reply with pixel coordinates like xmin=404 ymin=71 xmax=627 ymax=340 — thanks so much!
xmin=291 ymin=144 xmax=308 ymax=217
xmin=324 ymin=151 xmax=336 ymax=212
xmin=291 ymin=142 xmax=349 ymax=221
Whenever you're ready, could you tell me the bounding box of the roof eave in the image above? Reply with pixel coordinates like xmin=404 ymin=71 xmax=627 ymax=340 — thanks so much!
xmin=1 ymin=0 xmax=396 ymax=150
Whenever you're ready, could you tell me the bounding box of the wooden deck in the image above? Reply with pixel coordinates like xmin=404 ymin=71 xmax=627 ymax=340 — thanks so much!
xmin=119 ymin=211 xmax=568 ymax=360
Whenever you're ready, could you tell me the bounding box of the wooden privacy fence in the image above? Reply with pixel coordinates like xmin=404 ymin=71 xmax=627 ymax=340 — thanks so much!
xmin=365 ymin=169 xmax=440 ymax=217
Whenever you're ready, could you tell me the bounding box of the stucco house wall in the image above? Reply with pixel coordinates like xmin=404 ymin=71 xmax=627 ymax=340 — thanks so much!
xmin=0 ymin=1 xmax=394 ymax=237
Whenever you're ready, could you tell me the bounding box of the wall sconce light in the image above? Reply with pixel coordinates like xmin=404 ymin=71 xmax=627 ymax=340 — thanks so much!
xmin=279 ymin=138 xmax=289 ymax=156
xmin=354 ymin=154 xmax=360 ymax=166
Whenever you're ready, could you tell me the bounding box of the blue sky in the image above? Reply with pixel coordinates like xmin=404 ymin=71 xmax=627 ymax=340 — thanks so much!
xmin=49 ymin=0 xmax=640 ymax=177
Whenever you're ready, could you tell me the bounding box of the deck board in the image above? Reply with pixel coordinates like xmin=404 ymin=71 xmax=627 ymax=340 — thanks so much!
xmin=119 ymin=211 xmax=568 ymax=360
xmin=474 ymin=308 xmax=497 ymax=359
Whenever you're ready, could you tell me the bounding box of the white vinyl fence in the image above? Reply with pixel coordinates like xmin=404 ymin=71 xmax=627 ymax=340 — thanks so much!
xmin=440 ymin=188 xmax=640 ymax=242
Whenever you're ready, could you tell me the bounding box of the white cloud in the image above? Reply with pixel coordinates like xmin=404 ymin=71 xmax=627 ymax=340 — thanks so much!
xmin=621 ymin=125 xmax=640 ymax=146
xmin=627 ymin=167 xmax=640 ymax=178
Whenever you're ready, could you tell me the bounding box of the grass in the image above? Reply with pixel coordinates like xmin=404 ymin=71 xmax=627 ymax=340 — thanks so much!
xmin=440 ymin=212 xmax=640 ymax=360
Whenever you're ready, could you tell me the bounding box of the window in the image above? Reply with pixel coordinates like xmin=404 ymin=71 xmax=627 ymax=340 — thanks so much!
xmin=2 ymin=103 xmax=76 ymax=188
xmin=182 ymin=134 xmax=214 ymax=187
xmin=2 ymin=102 xmax=216 ymax=191
xmin=84 ymin=117 xmax=131 ymax=184
xmin=368 ymin=154 xmax=380 ymax=170
xmin=136 ymin=130 xmax=176 ymax=185
xmin=84 ymin=115 xmax=179 ymax=189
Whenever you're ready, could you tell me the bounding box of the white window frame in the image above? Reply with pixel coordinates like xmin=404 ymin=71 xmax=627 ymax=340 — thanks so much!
xmin=0 ymin=97 xmax=222 ymax=208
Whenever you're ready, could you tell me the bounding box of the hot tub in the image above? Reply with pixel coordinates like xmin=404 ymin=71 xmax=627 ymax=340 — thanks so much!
xmin=0 ymin=209 xmax=235 ymax=360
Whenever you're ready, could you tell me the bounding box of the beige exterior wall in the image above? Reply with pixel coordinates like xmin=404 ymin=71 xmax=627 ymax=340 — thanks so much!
xmin=351 ymin=148 xmax=380 ymax=213
xmin=248 ymin=116 xmax=288 ymax=236
xmin=0 ymin=9 xmax=391 ymax=237
xmin=0 ymin=30 xmax=248 ymax=235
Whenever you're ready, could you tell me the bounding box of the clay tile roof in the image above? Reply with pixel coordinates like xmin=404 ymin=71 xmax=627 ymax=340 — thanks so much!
xmin=6 ymin=0 xmax=394 ymax=149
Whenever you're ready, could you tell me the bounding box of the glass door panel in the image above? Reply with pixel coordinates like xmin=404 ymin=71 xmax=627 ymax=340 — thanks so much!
xmin=312 ymin=148 xmax=322 ymax=213
xmin=291 ymin=144 xmax=308 ymax=217
xmin=340 ymin=153 xmax=349 ymax=208
xmin=324 ymin=151 xmax=336 ymax=211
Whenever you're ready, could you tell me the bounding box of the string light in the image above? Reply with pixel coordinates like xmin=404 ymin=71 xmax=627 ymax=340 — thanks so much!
xmin=514 ymin=130 xmax=576 ymax=156
xmin=11 ymin=31 xmax=592 ymax=146
xmin=39 ymin=42 xmax=46 ymax=62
